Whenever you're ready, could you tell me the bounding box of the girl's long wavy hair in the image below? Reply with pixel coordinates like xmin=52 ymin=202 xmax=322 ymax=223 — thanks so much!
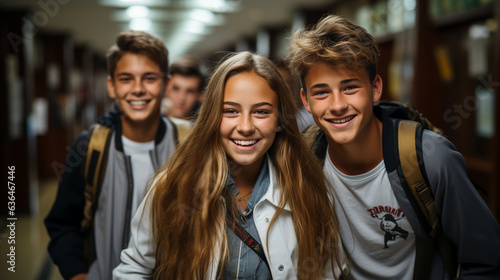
xmin=151 ymin=51 xmax=346 ymax=279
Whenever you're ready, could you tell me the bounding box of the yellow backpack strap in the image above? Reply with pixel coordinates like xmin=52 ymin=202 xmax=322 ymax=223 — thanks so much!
xmin=399 ymin=120 xmax=435 ymax=280
xmin=398 ymin=120 xmax=459 ymax=279
xmin=81 ymin=124 xmax=111 ymax=267
xmin=398 ymin=120 xmax=439 ymax=234
xmin=82 ymin=124 xmax=111 ymax=231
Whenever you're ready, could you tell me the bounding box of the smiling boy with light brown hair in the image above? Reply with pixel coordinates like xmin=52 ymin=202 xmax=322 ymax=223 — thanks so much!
xmin=289 ymin=14 xmax=500 ymax=280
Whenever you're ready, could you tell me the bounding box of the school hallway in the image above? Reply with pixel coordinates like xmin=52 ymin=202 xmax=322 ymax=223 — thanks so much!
xmin=1 ymin=0 xmax=500 ymax=279
xmin=0 ymin=180 xmax=62 ymax=280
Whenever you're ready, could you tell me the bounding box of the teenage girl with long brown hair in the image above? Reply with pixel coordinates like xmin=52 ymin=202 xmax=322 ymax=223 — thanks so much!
xmin=113 ymin=51 xmax=348 ymax=279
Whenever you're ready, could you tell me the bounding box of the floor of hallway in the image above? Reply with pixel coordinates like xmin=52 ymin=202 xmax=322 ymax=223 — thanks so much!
xmin=0 ymin=180 xmax=63 ymax=280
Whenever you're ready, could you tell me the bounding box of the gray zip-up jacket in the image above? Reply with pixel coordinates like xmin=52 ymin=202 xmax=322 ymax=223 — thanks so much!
xmin=305 ymin=105 xmax=500 ymax=279
xmin=45 ymin=107 xmax=177 ymax=280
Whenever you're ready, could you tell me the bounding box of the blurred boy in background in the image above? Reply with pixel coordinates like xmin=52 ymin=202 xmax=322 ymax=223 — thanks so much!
xmin=163 ymin=56 xmax=205 ymax=141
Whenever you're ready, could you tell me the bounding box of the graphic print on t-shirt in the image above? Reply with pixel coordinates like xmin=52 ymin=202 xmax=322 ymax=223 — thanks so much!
xmin=367 ymin=205 xmax=409 ymax=249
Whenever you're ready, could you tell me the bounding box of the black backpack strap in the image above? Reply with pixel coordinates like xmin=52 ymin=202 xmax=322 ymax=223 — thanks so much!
xmin=413 ymin=235 xmax=435 ymax=280
xmin=378 ymin=101 xmax=444 ymax=136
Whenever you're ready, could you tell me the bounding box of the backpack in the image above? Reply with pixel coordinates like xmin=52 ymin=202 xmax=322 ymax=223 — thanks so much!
xmin=377 ymin=101 xmax=460 ymax=279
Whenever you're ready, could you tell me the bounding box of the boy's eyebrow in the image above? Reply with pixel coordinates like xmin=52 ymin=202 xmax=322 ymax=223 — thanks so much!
xmin=116 ymin=72 xmax=162 ymax=77
xmin=309 ymin=78 xmax=361 ymax=91
xmin=339 ymin=78 xmax=361 ymax=85
xmin=116 ymin=72 xmax=132 ymax=77
xmin=309 ymin=83 xmax=330 ymax=91
xmin=143 ymin=72 xmax=162 ymax=76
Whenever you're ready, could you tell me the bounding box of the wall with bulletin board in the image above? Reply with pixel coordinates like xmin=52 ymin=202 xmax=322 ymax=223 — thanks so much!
xmin=0 ymin=8 xmax=110 ymax=215
xmin=413 ymin=0 xmax=499 ymax=220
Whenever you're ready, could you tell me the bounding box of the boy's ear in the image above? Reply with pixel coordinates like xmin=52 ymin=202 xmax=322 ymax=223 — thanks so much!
xmin=300 ymin=88 xmax=312 ymax=113
xmin=107 ymin=76 xmax=115 ymax=99
xmin=372 ymin=74 xmax=383 ymax=103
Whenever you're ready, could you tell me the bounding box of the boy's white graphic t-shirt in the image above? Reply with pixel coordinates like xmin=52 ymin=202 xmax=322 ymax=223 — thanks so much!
xmin=324 ymin=150 xmax=416 ymax=280
xmin=122 ymin=136 xmax=155 ymax=214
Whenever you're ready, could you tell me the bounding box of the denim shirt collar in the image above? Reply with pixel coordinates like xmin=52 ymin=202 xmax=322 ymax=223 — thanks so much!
xmin=226 ymin=156 xmax=270 ymax=216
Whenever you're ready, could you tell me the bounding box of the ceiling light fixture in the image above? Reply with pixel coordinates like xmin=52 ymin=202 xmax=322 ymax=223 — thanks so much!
xmin=190 ymin=9 xmax=215 ymax=23
xmin=190 ymin=0 xmax=241 ymax=12
xmin=183 ymin=20 xmax=206 ymax=34
xmin=129 ymin=18 xmax=152 ymax=30
xmin=126 ymin=5 xmax=149 ymax=18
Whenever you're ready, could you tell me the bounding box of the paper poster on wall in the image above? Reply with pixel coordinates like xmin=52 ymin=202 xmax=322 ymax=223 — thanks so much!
xmin=6 ymin=54 xmax=24 ymax=140
xmin=434 ymin=45 xmax=454 ymax=83
xmin=33 ymin=98 xmax=49 ymax=135
xmin=47 ymin=63 xmax=61 ymax=90
xmin=475 ymin=84 xmax=495 ymax=138
xmin=8 ymin=80 xmax=24 ymax=140
xmin=466 ymin=24 xmax=489 ymax=78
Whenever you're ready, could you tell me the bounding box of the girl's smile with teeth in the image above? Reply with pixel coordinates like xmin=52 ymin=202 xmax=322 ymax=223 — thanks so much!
xmin=232 ymin=139 xmax=259 ymax=146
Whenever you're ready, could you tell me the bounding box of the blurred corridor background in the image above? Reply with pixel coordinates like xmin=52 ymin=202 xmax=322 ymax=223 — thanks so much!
xmin=1 ymin=0 xmax=499 ymax=279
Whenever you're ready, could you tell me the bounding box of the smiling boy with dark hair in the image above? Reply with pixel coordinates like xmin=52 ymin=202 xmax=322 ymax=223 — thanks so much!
xmin=45 ymin=30 xmax=177 ymax=280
